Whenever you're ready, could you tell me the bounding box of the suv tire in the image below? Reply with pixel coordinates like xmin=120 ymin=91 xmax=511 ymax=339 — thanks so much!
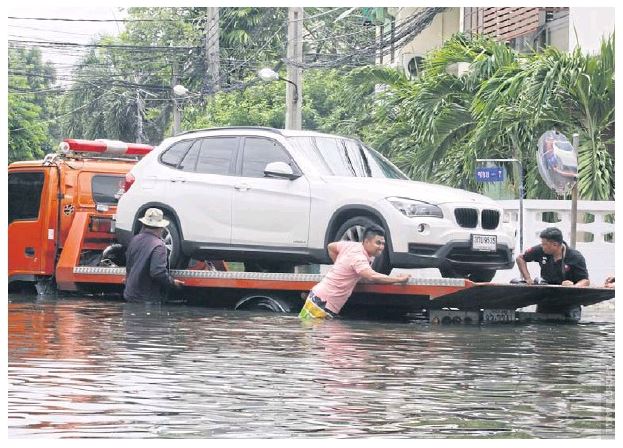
xmin=333 ymin=216 xmax=392 ymax=274
xmin=162 ymin=217 xmax=189 ymax=269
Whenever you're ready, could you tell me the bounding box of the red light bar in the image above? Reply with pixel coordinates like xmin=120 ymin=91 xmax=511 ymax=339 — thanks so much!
xmin=61 ymin=139 xmax=153 ymax=156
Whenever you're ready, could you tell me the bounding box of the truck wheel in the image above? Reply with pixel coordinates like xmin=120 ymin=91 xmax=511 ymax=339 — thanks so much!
xmin=235 ymin=293 xmax=299 ymax=313
xmin=162 ymin=218 xmax=189 ymax=269
xmin=333 ymin=216 xmax=392 ymax=274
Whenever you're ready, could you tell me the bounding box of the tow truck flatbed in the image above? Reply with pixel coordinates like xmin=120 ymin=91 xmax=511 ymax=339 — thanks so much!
xmin=52 ymin=211 xmax=616 ymax=323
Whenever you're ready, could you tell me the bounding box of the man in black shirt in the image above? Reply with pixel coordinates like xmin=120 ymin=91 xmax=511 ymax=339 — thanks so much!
xmin=124 ymin=208 xmax=184 ymax=302
xmin=516 ymin=227 xmax=590 ymax=287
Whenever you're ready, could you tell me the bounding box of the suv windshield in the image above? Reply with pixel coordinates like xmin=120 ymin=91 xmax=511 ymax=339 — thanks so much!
xmin=287 ymin=136 xmax=408 ymax=179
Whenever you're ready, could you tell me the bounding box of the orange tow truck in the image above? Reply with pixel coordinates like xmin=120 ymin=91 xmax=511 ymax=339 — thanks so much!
xmin=7 ymin=139 xmax=615 ymax=322
xmin=8 ymin=139 xmax=151 ymax=291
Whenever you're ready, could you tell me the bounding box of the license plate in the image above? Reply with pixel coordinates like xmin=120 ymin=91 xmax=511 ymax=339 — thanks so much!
xmin=472 ymin=234 xmax=497 ymax=252
xmin=482 ymin=309 xmax=516 ymax=322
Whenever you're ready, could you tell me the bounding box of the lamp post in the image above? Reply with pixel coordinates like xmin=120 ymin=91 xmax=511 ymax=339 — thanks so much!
xmin=477 ymin=158 xmax=525 ymax=252
xmin=258 ymin=67 xmax=300 ymax=129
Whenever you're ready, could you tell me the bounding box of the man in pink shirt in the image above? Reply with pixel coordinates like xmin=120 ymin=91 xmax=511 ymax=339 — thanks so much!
xmin=299 ymin=225 xmax=410 ymax=319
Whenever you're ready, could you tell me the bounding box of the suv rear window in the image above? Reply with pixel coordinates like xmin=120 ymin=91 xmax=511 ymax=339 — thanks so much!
xmin=92 ymin=175 xmax=124 ymax=205
xmin=160 ymin=140 xmax=194 ymax=167
xmin=8 ymin=172 xmax=45 ymax=223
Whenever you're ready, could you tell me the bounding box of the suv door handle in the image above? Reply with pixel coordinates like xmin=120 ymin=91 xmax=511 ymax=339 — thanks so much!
xmin=171 ymin=177 xmax=186 ymax=183
xmin=234 ymin=184 xmax=250 ymax=191
xmin=25 ymin=247 xmax=35 ymax=257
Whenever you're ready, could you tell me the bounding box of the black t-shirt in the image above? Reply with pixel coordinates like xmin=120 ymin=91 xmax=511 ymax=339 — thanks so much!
xmin=521 ymin=244 xmax=589 ymax=285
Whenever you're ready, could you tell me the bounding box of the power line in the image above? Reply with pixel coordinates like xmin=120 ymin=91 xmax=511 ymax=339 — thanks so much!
xmin=9 ymin=39 xmax=201 ymax=51
xmin=10 ymin=90 xmax=110 ymax=132
xmin=8 ymin=16 xmax=179 ymax=23
xmin=283 ymin=7 xmax=445 ymax=68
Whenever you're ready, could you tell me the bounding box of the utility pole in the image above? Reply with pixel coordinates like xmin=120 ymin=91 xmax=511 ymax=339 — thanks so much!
xmin=206 ymin=7 xmax=220 ymax=93
xmin=286 ymin=7 xmax=303 ymax=130
xmin=172 ymin=63 xmax=181 ymax=135
xmin=135 ymin=74 xmax=144 ymax=143
xmin=136 ymin=90 xmax=144 ymax=143
xmin=570 ymin=133 xmax=579 ymax=248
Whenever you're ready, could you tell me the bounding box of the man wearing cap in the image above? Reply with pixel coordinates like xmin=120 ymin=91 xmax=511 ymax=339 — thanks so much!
xmin=124 ymin=208 xmax=184 ymax=302
xmin=515 ymin=227 xmax=590 ymax=287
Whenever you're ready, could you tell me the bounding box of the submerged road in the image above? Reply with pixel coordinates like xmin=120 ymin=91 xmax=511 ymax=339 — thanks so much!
xmin=8 ymin=294 xmax=615 ymax=438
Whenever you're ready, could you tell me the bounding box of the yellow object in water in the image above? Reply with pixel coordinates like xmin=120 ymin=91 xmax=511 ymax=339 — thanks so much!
xmin=298 ymin=297 xmax=330 ymax=320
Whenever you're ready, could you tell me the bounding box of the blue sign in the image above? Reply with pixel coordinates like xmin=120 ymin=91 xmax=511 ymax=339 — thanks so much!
xmin=475 ymin=167 xmax=504 ymax=182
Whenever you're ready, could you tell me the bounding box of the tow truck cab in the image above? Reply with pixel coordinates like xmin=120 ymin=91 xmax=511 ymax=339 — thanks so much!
xmin=8 ymin=139 xmax=152 ymax=285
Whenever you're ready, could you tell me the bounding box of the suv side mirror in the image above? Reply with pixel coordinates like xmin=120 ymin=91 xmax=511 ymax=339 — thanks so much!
xmin=264 ymin=161 xmax=301 ymax=180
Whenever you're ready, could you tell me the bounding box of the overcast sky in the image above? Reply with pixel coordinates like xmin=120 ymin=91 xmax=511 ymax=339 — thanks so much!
xmin=8 ymin=6 xmax=128 ymax=73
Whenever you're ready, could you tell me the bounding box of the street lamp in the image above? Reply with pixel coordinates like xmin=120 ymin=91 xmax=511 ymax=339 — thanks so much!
xmin=171 ymin=84 xmax=190 ymax=135
xmin=173 ymin=84 xmax=189 ymax=97
xmin=258 ymin=68 xmax=298 ymax=103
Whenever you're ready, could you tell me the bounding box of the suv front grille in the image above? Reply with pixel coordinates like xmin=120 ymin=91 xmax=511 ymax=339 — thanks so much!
xmin=454 ymin=208 xmax=478 ymax=228
xmin=408 ymin=244 xmax=441 ymax=255
xmin=447 ymin=248 xmax=508 ymax=263
xmin=481 ymin=209 xmax=500 ymax=229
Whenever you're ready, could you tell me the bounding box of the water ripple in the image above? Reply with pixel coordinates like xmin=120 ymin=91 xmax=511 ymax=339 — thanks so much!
xmin=8 ymin=296 xmax=614 ymax=438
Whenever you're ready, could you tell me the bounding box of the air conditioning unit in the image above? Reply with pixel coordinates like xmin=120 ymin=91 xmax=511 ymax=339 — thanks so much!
xmin=401 ymin=54 xmax=425 ymax=79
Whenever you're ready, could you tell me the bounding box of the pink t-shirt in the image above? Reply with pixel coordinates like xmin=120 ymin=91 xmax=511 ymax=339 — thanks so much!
xmin=312 ymin=241 xmax=373 ymax=314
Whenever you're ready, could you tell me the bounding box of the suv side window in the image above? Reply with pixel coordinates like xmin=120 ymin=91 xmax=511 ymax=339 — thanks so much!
xmin=241 ymin=137 xmax=292 ymax=178
xmin=160 ymin=139 xmax=194 ymax=167
xmin=8 ymin=172 xmax=45 ymax=224
xmin=195 ymin=137 xmax=238 ymax=175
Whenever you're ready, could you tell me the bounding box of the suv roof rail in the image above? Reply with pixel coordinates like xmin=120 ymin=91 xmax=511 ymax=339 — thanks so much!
xmin=175 ymin=126 xmax=284 ymax=136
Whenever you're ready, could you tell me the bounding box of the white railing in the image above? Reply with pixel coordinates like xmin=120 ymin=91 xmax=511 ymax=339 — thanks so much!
xmin=394 ymin=200 xmax=615 ymax=287
xmin=495 ymin=200 xmax=615 ymax=286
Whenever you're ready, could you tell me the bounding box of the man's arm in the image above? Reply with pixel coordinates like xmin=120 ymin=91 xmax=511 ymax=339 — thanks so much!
xmin=327 ymin=242 xmax=340 ymax=263
xmin=359 ymin=267 xmax=410 ymax=284
xmin=149 ymin=245 xmax=184 ymax=288
xmin=515 ymin=255 xmax=534 ymax=285
xmin=562 ymin=254 xmax=590 ymax=287
xmin=563 ymin=278 xmax=590 ymax=287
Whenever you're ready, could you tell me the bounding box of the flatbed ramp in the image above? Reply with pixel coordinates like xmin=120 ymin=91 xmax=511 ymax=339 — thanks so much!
xmin=66 ymin=266 xmax=614 ymax=323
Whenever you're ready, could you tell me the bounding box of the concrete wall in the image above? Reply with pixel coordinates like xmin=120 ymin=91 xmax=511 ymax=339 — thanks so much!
xmin=393 ymin=7 xmax=460 ymax=74
xmin=568 ymin=7 xmax=615 ymax=53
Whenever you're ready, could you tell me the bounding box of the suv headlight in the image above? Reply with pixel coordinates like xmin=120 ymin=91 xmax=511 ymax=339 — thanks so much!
xmin=387 ymin=197 xmax=443 ymax=218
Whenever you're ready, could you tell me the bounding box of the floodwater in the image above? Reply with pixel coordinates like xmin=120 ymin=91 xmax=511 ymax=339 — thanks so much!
xmin=8 ymin=294 xmax=615 ymax=438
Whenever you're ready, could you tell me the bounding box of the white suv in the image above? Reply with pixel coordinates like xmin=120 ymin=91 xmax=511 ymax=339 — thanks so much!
xmin=115 ymin=127 xmax=516 ymax=281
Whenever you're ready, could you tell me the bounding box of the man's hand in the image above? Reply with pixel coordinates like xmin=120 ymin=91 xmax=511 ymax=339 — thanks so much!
xmin=173 ymin=279 xmax=185 ymax=288
xmin=562 ymin=279 xmax=590 ymax=287
xmin=525 ymin=277 xmax=534 ymax=285
xmin=394 ymin=274 xmax=410 ymax=284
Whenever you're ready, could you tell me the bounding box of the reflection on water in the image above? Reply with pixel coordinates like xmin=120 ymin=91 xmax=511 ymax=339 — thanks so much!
xmin=8 ymin=294 xmax=614 ymax=438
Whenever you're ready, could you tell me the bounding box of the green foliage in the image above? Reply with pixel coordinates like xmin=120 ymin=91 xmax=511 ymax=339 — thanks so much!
xmin=8 ymin=77 xmax=48 ymax=163
xmin=8 ymin=8 xmax=614 ymax=202
xmin=184 ymin=80 xmax=286 ymax=129
xmin=8 ymin=48 xmax=58 ymax=162
xmin=354 ymin=33 xmax=615 ymax=200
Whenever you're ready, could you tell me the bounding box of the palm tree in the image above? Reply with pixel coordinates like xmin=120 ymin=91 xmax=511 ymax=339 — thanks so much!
xmin=360 ymin=33 xmax=614 ymax=200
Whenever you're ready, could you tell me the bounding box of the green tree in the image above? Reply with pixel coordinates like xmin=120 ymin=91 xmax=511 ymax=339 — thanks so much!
xmin=355 ymin=33 xmax=615 ymax=200
xmin=8 ymin=47 xmax=58 ymax=161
